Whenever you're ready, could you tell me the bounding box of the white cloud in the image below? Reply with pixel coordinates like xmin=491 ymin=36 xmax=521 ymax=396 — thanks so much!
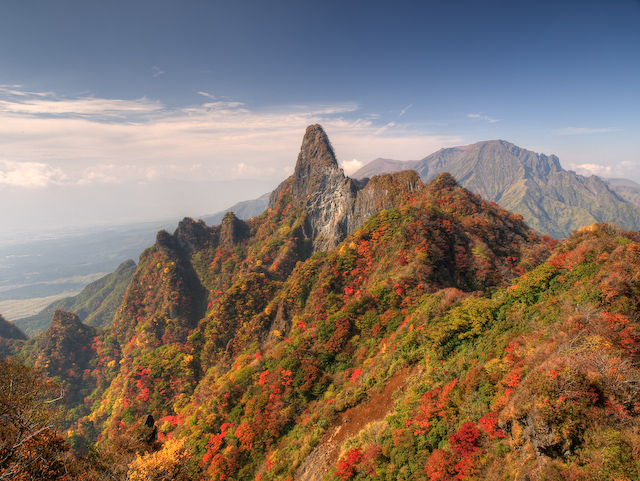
xmin=340 ymin=159 xmax=363 ymax=175
xmin=0 ymin=159 xmax=66 ymax=187
xmin=553 ymin=127 xmax=623 ymax=136
xmin=151 ymin=66 xmax=165 ymax=77
xmin=467 ymin=113 xmax=499 ymax=123
xmin=566 ymin=162 xmax=612 ymax=177
xmin=0 ymin=86 xmax=462 ymax=186
xmin=566 ymin=161 xmax=640 ymax=179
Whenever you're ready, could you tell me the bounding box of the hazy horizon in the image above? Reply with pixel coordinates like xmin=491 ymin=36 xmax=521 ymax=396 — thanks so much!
xmin=1 ymin=0 xmax=639 ymax=243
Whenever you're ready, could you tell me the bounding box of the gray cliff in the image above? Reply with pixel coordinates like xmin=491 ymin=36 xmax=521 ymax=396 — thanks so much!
xmin=269 ymin=124 xmax=422 ymax=252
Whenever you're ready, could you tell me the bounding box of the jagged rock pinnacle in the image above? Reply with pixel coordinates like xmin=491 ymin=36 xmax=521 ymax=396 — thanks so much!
xmin=270 ymin=124 xmax=424 ymax=252
xmin=291 ymin=124 xmax=345 ymax=202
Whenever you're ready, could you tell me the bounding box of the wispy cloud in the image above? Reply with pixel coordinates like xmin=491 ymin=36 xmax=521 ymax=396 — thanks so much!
xmin=0 ymin=87 xmax=462 ymax=186
xmin=0 ymin=85 xmax=53 ymax=97
xmin=375 ymin=121 xmax=395 ymax=134
xmin=197 ymin=91 xmax=216 ymax=100
xmin=553 ymin=127 xmax=623 ymax=136
xmin=467 ymin=113 xmax=500 ymax=123
xmin=0 ymin=88 xmax=163 ymax=120
xmin=151 ymin=66 xmax=165 ymax=77
xmin=399 ymin=104 xmax=412 ymax=117
xmin=375 ymin=103 xmax=414 ymax=134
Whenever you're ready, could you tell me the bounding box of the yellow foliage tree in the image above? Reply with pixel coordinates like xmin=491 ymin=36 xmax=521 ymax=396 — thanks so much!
xmin=127 ymin=437 xmax=189 ymax=481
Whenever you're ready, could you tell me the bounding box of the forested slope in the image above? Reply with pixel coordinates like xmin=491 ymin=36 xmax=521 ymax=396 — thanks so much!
xmin=2 ymin=126 xmax=640 ymax=481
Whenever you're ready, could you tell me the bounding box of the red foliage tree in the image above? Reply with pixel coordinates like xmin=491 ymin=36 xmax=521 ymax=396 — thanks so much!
xmin=424 ymin=448 xmax=457 ymax=481
xmin=334 ymin=448 xmax=363 ymax=481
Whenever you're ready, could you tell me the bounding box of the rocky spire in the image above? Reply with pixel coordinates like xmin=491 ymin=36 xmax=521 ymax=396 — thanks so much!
xmin=269 ymin=124 xmax=357 ymax=252
xmin=290 ymin=124 xmax=345 ymax=201
xmin=269 ymin=124 xmax=422 ymax=252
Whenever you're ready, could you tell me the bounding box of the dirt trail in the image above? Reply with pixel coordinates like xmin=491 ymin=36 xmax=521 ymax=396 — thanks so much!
xmin=295 ymin=367 xmax=409 ymax=481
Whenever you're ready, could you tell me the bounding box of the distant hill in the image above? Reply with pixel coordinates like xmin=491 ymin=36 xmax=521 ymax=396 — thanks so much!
xmin=606 ymin=177 xmax=640 ymax=206
xmin=201 ymin=192 xmax=271 ymax=226
xmin=13 ymin=259 xmax=136 ymax=337
xmin=355 ymin=140 xmax=640 ymax=238
xmin=351 ymin=158 xmax=418 ymax=179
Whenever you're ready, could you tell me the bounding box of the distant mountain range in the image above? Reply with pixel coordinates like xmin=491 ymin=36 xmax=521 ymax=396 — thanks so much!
xmin=350 ymin=158 xmax=419 ymax=179
xmin=201 ymin=192 xmax=271 ymax=226
xmin=353 ymin=140 xmax=640 ymax=238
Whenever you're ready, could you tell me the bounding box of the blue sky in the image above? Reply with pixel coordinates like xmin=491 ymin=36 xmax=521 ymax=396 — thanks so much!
xmin=1 ymin=0 xmax=639 ymax=238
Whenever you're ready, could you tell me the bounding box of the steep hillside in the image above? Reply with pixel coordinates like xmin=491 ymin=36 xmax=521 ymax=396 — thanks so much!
xmin=16 ymin=310 xmax=99 ymax=430
xmin=355 ymin=140 xmax=640 ymax=239
xmin=0 ymin=313 xmax=27 ymax=341
xmin=64 ymin=127 xmax=552 ymax=480
xmin=606 ymin=178 xmax=640 ymax=206
xmin=14 ymin=259 xmax=136 ymax=336
xmin=6 ymin=125 xmax=640 ymax=481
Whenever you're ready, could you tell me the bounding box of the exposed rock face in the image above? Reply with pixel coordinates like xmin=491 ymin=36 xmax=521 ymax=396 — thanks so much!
xmin=219 ymin=212 xmax=249 ymax=249
xmin=271 ymin=124 xmax=359 ymax=252
xmin=349 ymin=170 xmax=421 ymax=233
xmin=174 ymin=217 xmax=212 ymax=253
xmin=270 ymin=124 xmax=422 ymax=252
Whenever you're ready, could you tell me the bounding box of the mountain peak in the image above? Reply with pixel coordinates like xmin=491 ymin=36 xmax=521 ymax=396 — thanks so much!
xmin=291 ymin=124 xmax=345 ymax=202
xmin=269 ymin=125 xmax=421 ymax=252
xmin=407 ymin=140 xmax=640 ymax=237
xmin=297 ymin=124 xmax=338 ymax=169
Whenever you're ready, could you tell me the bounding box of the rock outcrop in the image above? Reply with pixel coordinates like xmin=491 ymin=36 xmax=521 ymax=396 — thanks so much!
xmin=219 ymin=212 xmax=250 ymax=249
xmin=270 ymin=124 xmax=422 ymax=252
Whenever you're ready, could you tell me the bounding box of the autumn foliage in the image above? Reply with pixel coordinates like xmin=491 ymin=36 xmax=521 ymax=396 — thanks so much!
xmin=3 ymin=164 xmax=640 ymax=481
